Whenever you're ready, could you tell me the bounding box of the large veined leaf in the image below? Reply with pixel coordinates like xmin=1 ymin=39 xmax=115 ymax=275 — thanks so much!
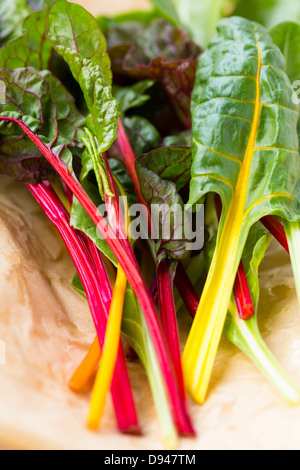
xmin=0 ymin=67 xmax=85 ymax=183
xmin=183 ymin=17 xmax=300 ymax=404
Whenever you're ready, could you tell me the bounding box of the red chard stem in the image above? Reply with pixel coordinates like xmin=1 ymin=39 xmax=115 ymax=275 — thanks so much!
xmin=261 ymin=216 xmax=289 ymax=253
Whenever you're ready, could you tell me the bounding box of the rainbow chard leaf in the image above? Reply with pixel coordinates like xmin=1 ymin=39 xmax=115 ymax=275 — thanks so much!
xmin=0 ymin=67 xmax=85 ymax=183
xmin=184 ymin=17 xmax=300 ymax=404
xmin=107 ymin=18 xmax=201 ymax=128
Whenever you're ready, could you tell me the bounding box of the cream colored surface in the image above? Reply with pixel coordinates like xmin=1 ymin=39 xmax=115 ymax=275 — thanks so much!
xmin=73 ymin=0 xmax=149 ymax=16
xmin=1 ymin=0 xmax=300 ymax=451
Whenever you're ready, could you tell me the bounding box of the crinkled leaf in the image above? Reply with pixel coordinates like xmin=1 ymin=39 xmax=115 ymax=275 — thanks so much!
xmin=113 ymin=80 xmax=155 ymax=114
xmin=0 ymin=67 xmax=85 ymax=183
xmin=107 ymin=18 xmax=201 ymax=128
xmin=0 ymin=9 xmax=52 ymax=70
xmin=184 ymin=17 xmax=300 ymax=403
xmin=47 ymin=0 xmax=119 ymax=154
xmin=136 ymin=157 xmax=192 ymax=262
xmin=124 ymin=116 xmax=161 ymax=156
xmin=137 ymin=146 xmax=192 ymax=192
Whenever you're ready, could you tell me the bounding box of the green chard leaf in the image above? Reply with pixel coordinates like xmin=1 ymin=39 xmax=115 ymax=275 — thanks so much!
xmin=0 ymin=9 xmax=52 ymax=70
xmin=0 ymin=67 xmax=85 ymax=183
xmin=113 ymin=80 xmax=155 ymax=115
xmin=47 ymin=0 xmax=119 ymax=156
xmin=123 ymin=116 xmax=161 ymax=156
xmin=137 ymin=146 xmax=192 ymax=191
xmin=163 ymin=130 xmax=192 ymax=147
xmin=136 ymin=150 xmax=193 ymax=263
xmin=183 ymin=17 xmax=300 ymax=404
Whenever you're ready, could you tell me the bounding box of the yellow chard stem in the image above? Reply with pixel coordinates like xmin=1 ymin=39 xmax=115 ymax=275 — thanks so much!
xmin=88 ymin=266 xmax=127 ymax=430
xmin=183 ymin=34 xmax=262 ymax=404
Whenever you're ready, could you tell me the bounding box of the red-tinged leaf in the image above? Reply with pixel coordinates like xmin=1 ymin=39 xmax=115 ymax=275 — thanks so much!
xmin=107 ymin=19 xmax=201 ymax=128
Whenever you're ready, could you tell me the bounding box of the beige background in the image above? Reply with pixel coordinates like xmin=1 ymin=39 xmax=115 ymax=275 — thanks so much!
xmin=73 ymin=0 xmax=149 ymax=16
xmin=1 ymin=0 xmax=300 ymax=451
